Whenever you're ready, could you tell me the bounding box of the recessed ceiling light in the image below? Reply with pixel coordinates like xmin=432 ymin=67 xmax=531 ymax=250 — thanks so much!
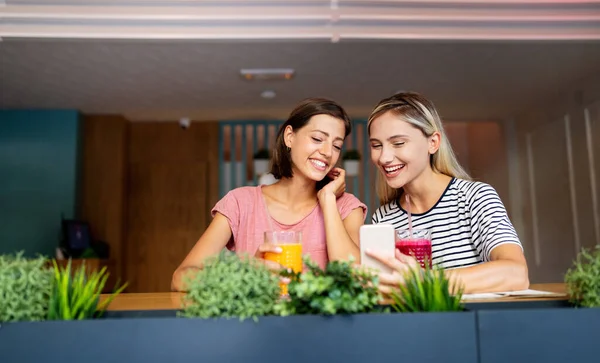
xmin=240 ymin=68 xmax=295 ymax=81
xmin=260 ymin=90 xmax=277 ymax=99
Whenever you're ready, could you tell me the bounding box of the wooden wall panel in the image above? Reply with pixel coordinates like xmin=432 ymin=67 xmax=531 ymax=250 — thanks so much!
xmin=466 ymin=122 xmax=510 ymax=213
xmin=530 ymin=119 xmax=576 ymax=283
xmin=514 ymin=110 xmax=599 ymax=283
xmin=125 ymin=122 xmax=219 ymax=292
xmin=128 ymin=122 xmax=218 ymax=164
xmin=445 ymin=121 xmax=509 ymax=212
xmin=80 ymin=114 xmax=128 ymax=288
xmin=126 ymin=162 xmax=207 ymax=292
xmin=588 ymin=103 xmax=600 ymax=247
xmin=444 ymin=122 xmax=470 ymax=173
xmin=516 ymin=128 xmax=535 ymax=273
xmin=568 ymin=110 xmax=596 ymax=252
xmin=511 ymin=74 xmax=600 ymax=284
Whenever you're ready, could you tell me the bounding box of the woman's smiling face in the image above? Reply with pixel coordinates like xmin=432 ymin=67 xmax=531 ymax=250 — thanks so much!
xmin=369 ymin=111 xmax=437 ymax=189
xmin=285 ymin=114 xmax=346 ymax=181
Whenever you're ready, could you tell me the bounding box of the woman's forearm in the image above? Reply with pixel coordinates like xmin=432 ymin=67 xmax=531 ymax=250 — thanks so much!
xmin=445 ymin=260 xmax=529 ymax=294
xmin=171 ymin=266 xmax=200 ymax=292
xmin=320 ymin=194 xmax=360 ymax=262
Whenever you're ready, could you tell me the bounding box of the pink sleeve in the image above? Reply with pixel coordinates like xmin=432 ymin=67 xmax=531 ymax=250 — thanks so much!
xmin=337 ymin=193 xmax=368 ymax=221
xmin=211 ymin=190 xmax=242 ymax=239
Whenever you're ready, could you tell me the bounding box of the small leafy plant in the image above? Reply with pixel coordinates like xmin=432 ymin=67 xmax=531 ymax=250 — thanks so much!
xmin=0 ymin=252 xmax=53 ymax=322
xmin=275 ymin=256 xmax=381 ymax=316
xmin=565 ymin=245 xmax=600 ymax=308
xmin=389 ymin=264 xmax=464 ymax=313
xmin=342 ymin=149 xmax=361 ymax=160
xmin=253 ymin=148 xmax=271 ymax=160
xmin=180 ymin=251 xmax=281 ymax=321
xmin=47 ymin=259 xmax=128 ymax=320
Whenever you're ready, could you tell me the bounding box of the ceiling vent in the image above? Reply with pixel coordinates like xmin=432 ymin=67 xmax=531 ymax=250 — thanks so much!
xmin=240 ymin=68 xmax=295 ymax=81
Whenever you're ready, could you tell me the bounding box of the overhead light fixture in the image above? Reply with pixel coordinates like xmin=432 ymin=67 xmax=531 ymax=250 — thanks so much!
xmin=260 ymin=90 xmax=276 ymax=99
xmin=240 ymin=68 xmax=295 ymax=81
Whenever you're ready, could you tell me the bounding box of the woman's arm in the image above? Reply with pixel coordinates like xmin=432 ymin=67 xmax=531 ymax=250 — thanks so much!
xmin=321 ymin=196 xmax=363 ymax=261
xmin=445 ymin=244 xmax=529 ymax=294
xmin=172 ymin=213 xmax=285 ymax=292
xmin=318 ymin=168 xmax=363 ymax=262
xmin=368 ymin=183 xmax=530 ymax=294
xmin=171 ymin=213 xmax=232 ymax=292
xmin=366 ymin=244 xmax=529 ymax=295
xmin=454 ymin=183 xmax=529 ymax=293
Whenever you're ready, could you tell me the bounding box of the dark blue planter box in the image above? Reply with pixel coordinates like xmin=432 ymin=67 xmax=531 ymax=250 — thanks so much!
xmin=0 ymin=312 xmax=478 ymax=363
xmin=478 ymin=307 xmax=600 ymax=363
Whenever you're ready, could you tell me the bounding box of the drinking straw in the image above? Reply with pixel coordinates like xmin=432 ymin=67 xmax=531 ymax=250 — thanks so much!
xmin=406 ymin=194 xmax=413 ymax=239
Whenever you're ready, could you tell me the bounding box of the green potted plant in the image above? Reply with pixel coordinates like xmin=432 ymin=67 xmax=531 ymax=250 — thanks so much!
xmin=269 ymin=256 xmax=476 ymax=362
xmin=180 ymin=250 xmax=281 ymax=321
xmin=0 ymin=252 xmax=479 ymax=363
xmin=388 ymin=264 xmax=464 ymax=313
xmin=47 ymin=259 xmax=128 ymax=320
xmin=274 ymin=256 xmax=382 ymax=316
xmin=0 ymin=252 xmax=53 ymax=322
xmin=342 ymin=149 xmax=361 ymax=177
xmin=565 ymin=245 xmax=600 ymax=308
xmin=253 ymin=148 xmax=271 ymax=176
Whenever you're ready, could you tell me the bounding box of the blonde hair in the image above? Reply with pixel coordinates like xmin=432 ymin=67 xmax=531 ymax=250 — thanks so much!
xmin=367 ymin=92 xmax=471 ymax=205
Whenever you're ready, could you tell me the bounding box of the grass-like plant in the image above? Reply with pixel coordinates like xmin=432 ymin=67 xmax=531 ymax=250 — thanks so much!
xmin=565 ymin=245 xmax=600 ymax=308
xmin=275 ymin=256 xmax=382 ymax=316
xmin=389 ymin=264 xmax=464 ymax=313
xmin=47 ymin=259 xmax=128 ymax=320
xmin=0 ymin=252 xmax=53 ymax=322
xmin=180 ymin=251 xmax=281 ymax=321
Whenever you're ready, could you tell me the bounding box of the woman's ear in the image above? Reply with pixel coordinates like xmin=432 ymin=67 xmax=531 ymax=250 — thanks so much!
xmin=429 ymin=131 xmax=441 ymax=154
xmin=283 ymin=125 xmax=294 ymax=149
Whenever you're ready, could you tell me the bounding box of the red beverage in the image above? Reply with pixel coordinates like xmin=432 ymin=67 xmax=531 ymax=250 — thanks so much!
xmin=396 ymin=238 xmax=432 ymax=269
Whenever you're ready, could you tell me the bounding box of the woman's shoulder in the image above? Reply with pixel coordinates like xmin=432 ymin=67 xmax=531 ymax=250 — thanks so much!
xmin=213 ymin=186 xmax=262 ymax=214
xmin=371 ymin=199 xmax=400 ymax=223
xmin=451 ymin=178 xmax=498 ymax=198
xmin=336 ymin=192 xmax=365 ymax=207
xmin=222 ymin=186 xmax=262 ymax=200
xmin=336 ymin=192 xmax=368 ymax=220
xmin=450 ymin=178 xmax=505 ymax=212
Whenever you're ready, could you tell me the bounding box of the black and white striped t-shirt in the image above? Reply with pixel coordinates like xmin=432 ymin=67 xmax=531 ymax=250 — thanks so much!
xmin=371 ymin=178 xmax=522 ymax=269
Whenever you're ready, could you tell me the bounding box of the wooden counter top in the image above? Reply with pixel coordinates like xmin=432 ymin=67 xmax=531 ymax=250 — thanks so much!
xmin=100 ymin=283 xmax=568 ymax=311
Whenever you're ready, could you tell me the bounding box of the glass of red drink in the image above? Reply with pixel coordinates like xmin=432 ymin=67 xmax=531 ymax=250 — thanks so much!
xmin=395 ymin=229 xmax=432 ymax=269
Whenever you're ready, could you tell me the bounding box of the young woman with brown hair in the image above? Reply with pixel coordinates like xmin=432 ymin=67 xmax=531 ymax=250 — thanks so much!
xmin=172 ymin=98 xmax=367 ymax=291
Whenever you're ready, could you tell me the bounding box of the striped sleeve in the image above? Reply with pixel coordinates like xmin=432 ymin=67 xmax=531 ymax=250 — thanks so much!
xmin=469 ymin=183 xmax=522 ymax=261
xmin=371 ymin=210 xmax=379 ymax=224
xmin=371 ymin=204 xmax=389 ymax=224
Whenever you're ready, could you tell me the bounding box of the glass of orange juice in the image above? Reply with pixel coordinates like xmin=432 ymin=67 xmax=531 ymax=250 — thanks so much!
xmin=263 ymin=231 xmax=303 ymax=296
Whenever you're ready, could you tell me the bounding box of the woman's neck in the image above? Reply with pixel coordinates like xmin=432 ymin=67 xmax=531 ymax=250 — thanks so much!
xmin=267 ymin=175 xmax=318 ymax=208
xmin=401 ymin=169 xmax=452 ymax=214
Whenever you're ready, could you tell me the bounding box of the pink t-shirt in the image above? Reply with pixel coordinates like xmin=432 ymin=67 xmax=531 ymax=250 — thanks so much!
xmin=211 ymin=186 xmax=367 ymax=269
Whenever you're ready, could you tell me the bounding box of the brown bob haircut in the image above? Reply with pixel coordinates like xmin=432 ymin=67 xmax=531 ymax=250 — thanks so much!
xmin=270 ymin=98 xmax=352 ymax=188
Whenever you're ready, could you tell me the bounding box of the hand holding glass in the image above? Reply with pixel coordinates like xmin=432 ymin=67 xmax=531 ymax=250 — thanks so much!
xmin=263 ymin=231 xmax=303 ymax=295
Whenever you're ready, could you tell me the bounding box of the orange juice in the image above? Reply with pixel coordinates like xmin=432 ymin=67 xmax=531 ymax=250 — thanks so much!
xmin=264 ymin=243 xmax=302 ymax=295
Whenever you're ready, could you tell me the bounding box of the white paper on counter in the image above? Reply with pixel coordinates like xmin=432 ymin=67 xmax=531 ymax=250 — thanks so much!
xmin=499 ymin=289 xmax=566 ymax=297
xmin=461 ymin=293 xmax=504 ymax=300
xmin=461 ymin=289 xmax=566 ymax=300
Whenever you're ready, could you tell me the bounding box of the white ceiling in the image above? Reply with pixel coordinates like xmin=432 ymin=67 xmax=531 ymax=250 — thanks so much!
xmin=1 ymin=1 xmax=600 ymax=121
xmin=1 ymin=39 xmax=600 ymax=121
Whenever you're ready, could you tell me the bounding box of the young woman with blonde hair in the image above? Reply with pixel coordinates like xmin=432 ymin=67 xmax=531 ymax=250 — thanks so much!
xmin=365 ymin=92 xmax=529 ymax=294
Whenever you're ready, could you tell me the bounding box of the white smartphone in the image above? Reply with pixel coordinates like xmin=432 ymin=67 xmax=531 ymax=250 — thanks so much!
xmin=359 ymin=224 xmax=395 ymax=274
